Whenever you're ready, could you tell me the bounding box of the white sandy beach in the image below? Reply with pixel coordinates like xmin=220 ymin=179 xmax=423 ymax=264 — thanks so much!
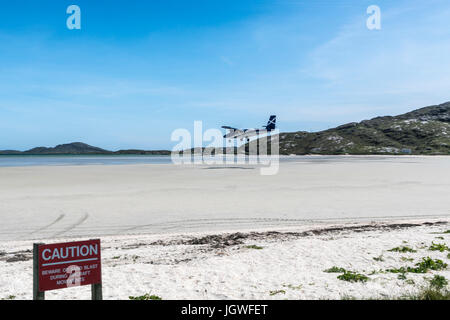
xmin=0 ymin=156 xmax=449 ymax=299
xmin=0 ymin=220 xmax=449 ymax=300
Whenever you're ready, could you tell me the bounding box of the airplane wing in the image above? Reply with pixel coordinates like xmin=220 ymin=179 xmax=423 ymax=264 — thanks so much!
xmin=221 ymin=126 xmax=245 ymax=134
xmin=221 ymin=126 xmax=238 ymax=130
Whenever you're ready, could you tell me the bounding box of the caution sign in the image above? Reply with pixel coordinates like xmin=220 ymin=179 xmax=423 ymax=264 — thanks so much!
xmin=36 ymin=239 xmax=102 ymax=292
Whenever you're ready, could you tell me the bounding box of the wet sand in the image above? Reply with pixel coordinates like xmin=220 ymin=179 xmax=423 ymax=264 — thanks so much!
xmin=0 ymin=156 xmax=449 ymax=241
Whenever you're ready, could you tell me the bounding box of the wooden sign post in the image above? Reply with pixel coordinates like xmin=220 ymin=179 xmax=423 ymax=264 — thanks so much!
xmin=33 ymin=239 xmax=102 ymax=300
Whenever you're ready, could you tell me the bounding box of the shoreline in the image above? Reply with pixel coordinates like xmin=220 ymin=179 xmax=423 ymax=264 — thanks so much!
xmin=0 ymin=154 xmax=449 ymax=169
xmin=2 ymin=213 xmax=450 ymax=243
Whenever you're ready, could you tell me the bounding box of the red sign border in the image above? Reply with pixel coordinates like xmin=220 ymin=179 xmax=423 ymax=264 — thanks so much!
xmin=37 ymin=239 xmax=102 ymax=292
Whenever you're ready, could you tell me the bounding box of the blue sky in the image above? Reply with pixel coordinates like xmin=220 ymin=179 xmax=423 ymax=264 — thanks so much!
xmin=0 ymin=0 xmax=449 ymax=150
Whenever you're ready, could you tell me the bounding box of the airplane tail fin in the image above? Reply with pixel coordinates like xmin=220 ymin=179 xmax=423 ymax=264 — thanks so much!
xmin=264 ymin=115 xmax=276 ymax=131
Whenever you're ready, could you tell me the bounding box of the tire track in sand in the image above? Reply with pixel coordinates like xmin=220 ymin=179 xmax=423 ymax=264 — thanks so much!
xmin=52 ymin=213 xmax=89 ymax=237
xmin=29 ymin=213 xmax=65 ymax=235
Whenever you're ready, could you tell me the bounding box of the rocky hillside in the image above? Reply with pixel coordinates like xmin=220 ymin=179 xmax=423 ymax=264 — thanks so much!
xmin=278 ymin=102 xmax=450 ymax=155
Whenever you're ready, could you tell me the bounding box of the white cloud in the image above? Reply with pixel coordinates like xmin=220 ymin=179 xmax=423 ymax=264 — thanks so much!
xmin=302 ymin=1 xmax=450 ymax=114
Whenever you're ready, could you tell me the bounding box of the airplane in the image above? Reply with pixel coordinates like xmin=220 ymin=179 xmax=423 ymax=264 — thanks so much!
xmin=222 ymin=115 xmax=276 ymax=142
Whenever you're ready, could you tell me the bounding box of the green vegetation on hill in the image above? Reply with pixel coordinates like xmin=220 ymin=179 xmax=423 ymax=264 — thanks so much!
xmin=24 ymin=142 xmax=110 ymax=155
xmin=277 ymin=102 xmax=450 ymax=155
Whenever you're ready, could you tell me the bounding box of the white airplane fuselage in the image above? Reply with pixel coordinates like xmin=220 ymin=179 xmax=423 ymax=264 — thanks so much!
xmin=224 ymin=129 xmax=268 ymax=141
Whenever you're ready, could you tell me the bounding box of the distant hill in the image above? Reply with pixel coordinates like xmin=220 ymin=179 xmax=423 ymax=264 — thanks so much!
xmin=0 ymin=142 xmax=171 ymax=155
xmin=23 ymin=142 xmax=110 ymax=155
xmin=0 ymin=150 xmax=22 ymax=155
xmin=277 ymin=101 xmax=450 ymax=155
xmin=114 ymin=149 xmax=171 ymax=155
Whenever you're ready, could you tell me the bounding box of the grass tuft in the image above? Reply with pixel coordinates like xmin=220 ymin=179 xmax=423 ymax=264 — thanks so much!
xmin=429 ymin=275 xmax=448 ymax=290
xmin=373 ymin=255 xmax=384 ymax=262
xmin=368 ymin=269 xmax=385 ymax=275
xmin=405 ymin=279 xmax=415 ymax=285
xmin=414 ymin=289 xmax=450 ymax=300
xmin=397 ymin=273 xmax=407 ymax=280
xmin=282 ymin=284 xmax=302 ymax=290
xmin=414 ymin=257 xmax=448 ymax=272
xmin=245 ymin=245 xmax=263 ymax=250
xmin=387 ymin=257 xmax=448 ymax=274
xmin=129 ymin=294 xmax=162 ymax=300
xmin=401 ymin=257 xmax=414 ymax=262
xmin=388 ymin=246 xmax=417 ymax=253
xmin=269 ymin=290 xmax=286 ymax=296
xmin=337 ymin=271 xmax=369 ymax=283
xmin=323 ymin=266 xmax=347 ymax=273
xmin=429 ymin=242 xmax=449 ymax=252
